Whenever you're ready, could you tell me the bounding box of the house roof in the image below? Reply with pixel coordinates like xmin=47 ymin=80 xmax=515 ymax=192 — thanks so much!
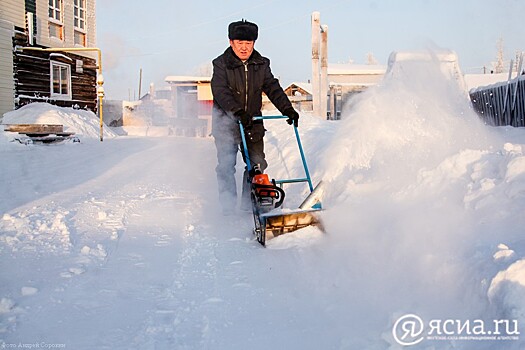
xmin=328 ymin=63 xmax=387 ymax=75
xmin=464 ymin=73 xmax=515 ymax=92
xmin=165 ymin=76 xmax=211 ymax=84
xmin=284 ymin=82 xmax=313 ymax=95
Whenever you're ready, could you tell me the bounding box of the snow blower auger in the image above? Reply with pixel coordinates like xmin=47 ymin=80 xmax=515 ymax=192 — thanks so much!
xmin=239 ymin=116 xmax=324 ymax=246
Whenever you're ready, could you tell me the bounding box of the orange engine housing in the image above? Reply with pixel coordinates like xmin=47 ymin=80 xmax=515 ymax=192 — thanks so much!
xmin=252 ymin=174 xmax=279 ymax=198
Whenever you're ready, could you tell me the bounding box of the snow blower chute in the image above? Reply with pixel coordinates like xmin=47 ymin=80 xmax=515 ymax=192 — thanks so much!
xmin=240 ymin=116 xmax=324 ymax=246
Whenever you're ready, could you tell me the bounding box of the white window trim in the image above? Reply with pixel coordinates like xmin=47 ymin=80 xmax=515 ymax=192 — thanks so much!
xmin=48 ymin=0 xmax=64 ymax=24
xmin=50 ymin=61 xmax=72 ymax=100
xmin=74 ymin=26 xmax=87 ymax=35
xmin=48 ymin=17 xmax=64 ymax=26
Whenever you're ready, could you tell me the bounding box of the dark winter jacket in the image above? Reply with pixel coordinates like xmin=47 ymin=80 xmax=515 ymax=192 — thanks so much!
xmin=211 ymin=47 xmax=293 ymax=141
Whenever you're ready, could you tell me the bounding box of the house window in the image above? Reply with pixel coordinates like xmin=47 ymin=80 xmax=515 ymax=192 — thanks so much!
xmin=48 ymin=0 xmax=64 ymax=40
xmin=74 ymin=0 xmax=87 ymax=46
xmin=74 ymin=31 xmax=86 ymax=46
xmin=50 ymin=61 xmax=71 ymax=99
xmin=74 ymin=0 xmax=86 ymax=30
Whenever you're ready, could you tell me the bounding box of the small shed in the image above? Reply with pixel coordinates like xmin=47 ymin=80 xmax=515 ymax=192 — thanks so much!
xmin=164 ymin=75 xmax=212 ymax=136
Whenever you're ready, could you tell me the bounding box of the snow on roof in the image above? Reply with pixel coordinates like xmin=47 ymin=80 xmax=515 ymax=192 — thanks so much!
xmin=329 ymin=82 xmax=377 ymax=87
xmin=285 ymin=82 xmax=313 ymax=95
xmin=328 ymin=64 xmax=386 ymax=75
xmin=464 ymin=72 xmax=519 ymax=92
xmin=165 ymin=76 xmax=211 ymax=84
xmin=388 ymin=50 xmax=459 ymax=63
xmin=49 ymin=53 xmax=73 ymax=61
xmin=385 ymin=49 xmax=468 ymax=91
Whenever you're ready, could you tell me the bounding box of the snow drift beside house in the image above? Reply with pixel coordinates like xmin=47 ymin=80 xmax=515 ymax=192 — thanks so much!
xmin=1 ymin=103 xmax=117 ymax=140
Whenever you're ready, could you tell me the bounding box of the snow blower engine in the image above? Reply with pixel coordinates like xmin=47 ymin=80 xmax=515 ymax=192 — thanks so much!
xmin=250 ymin=165 xmax=285 ymax=210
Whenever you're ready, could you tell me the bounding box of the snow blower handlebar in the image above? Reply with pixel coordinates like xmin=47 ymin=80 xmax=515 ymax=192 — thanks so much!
xmin=239 ymin=116 xmax=314 ymax=192
xmin=239 ymin=116 xmax=324 ymax=246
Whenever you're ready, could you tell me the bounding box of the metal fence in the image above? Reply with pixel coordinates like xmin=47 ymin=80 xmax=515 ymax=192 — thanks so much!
xmin=469 ymin=75 xmax=525 ymax=126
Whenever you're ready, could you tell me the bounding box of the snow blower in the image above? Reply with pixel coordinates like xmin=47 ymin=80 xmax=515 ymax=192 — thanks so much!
xmin=240 ymin=116 xmax=324 ymax=246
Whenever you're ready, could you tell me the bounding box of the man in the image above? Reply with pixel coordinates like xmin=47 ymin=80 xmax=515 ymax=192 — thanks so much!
xmin=211 ymin=19 xmax=299 ymax=215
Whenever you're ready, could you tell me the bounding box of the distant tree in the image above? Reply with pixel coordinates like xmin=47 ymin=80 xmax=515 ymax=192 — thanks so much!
xmin=493 ymin=37 xmax=505 ymax=74
xmin=515 ymin=50 xmax=523 ymax=73
xmin=366 ymin=52 xmax=378 ymax=65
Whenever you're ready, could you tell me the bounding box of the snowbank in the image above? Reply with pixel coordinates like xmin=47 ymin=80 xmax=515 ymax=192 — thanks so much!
xmin=314 ymin=50 xmax=525 ymax=347
xmin=489 ymin=258 xmax=525 ymax=321
xmin=246 ymin=51 xmax=525 ymax=347
xmin=1 ymin=102 xmax=117 ymax=141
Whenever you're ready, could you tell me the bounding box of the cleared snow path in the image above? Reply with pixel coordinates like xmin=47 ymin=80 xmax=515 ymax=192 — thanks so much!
xmin=0 ymin=137 xmax=332 ymax=349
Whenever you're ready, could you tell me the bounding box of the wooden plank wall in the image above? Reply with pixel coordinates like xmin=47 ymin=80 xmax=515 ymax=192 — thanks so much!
xmin=470 ymin=76 xmax=525 ymax=127
xmin=1 ymin=0 xmax=25 ymax=28
xmin=13 ymin=32 xmax=98 ymax=111
xmin=0 ymin=20 xmax=15 ymax=116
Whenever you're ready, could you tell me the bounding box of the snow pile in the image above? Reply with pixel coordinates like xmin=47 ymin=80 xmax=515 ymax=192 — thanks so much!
xmin=1 ymin=102 xmax=117 ymax=140
xmin=309 ymin=50 xmax=525 ymax=347
xmin=489 ymin=258 xmax=525 ymax=321
xmin=322 ymin=50 xmax=494 ymax=192
xmin=240 ymin=51 xmax=525 ymax=346
xmin=0 ymin=210 xmax=72 ymax=254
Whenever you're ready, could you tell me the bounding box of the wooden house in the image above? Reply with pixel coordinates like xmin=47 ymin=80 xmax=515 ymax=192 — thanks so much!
xmin=0 ymin=0 xmax=98 ymax=118
xmin=281 ymin=82 xmax=313 ymax=112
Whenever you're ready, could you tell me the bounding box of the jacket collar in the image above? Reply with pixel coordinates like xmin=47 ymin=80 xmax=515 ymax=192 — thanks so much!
xmin=224 ymin=46 xmax=264 ymax=69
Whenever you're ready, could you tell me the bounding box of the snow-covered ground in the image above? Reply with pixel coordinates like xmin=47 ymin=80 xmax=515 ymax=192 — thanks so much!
xmin=1 ymin=55 xmax=525 ymax=349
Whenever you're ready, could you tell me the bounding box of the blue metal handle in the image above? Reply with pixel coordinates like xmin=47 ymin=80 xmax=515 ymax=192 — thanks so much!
xmin=252 ymin=115 xmax=287 ymax=120
xmin=238 ymin=121 xmax=252 ymax=173
xmin=238 ymin=115 xmax=314 ymax=194
xmin=294 ymin=125 xmax=314 ymax=192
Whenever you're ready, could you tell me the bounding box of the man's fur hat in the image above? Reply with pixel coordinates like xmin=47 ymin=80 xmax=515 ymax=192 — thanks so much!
xmin=228 ymin=20 xmax=258 ymax=41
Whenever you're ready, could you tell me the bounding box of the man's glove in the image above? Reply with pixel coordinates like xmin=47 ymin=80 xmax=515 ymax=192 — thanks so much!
xmin=234 ymin=110 xmax=252 ymax=129
xmin=284 ymin=108 xmax=299 ymax=127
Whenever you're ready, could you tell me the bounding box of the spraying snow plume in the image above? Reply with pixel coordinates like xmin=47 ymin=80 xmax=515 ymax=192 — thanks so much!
xmin=312 ymin=49 xmax=517 ymax=347
xmin=322 ymin=49 xmax=496 ymax=193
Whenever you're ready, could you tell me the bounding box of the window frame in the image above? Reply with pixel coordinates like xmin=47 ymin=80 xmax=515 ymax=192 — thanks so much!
xmin=74 ymin=0 xmax=87 ymax=32
xmin=50 ymin=61 xmax=72 ymax=100
xmin=48 ymin=0 xmax=63 ymax=25
xmin=74 ymin=0 xmax=88 ymax=46
xmin=48 ymin=0 xmax=64 ymax=40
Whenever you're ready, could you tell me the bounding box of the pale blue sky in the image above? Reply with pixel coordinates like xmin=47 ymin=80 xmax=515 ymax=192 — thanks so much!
xmin=97 ymin=0 xmax=524 ymax=100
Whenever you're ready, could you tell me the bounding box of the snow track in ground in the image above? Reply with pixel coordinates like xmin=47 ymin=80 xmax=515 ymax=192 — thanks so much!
xmin=0 ymin=137 xmax=330 ymax=349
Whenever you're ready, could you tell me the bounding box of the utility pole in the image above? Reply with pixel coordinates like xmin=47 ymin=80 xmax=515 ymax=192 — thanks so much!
xmin=320 ymin=25 xmax=328 ymax=120
xmin=311 ymin=12 xmax=320 ymax=118
xmin=138 ymin=68 xmax=143 ymax=100
xmin=311 ymin=12 xmax=329 ymax=119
